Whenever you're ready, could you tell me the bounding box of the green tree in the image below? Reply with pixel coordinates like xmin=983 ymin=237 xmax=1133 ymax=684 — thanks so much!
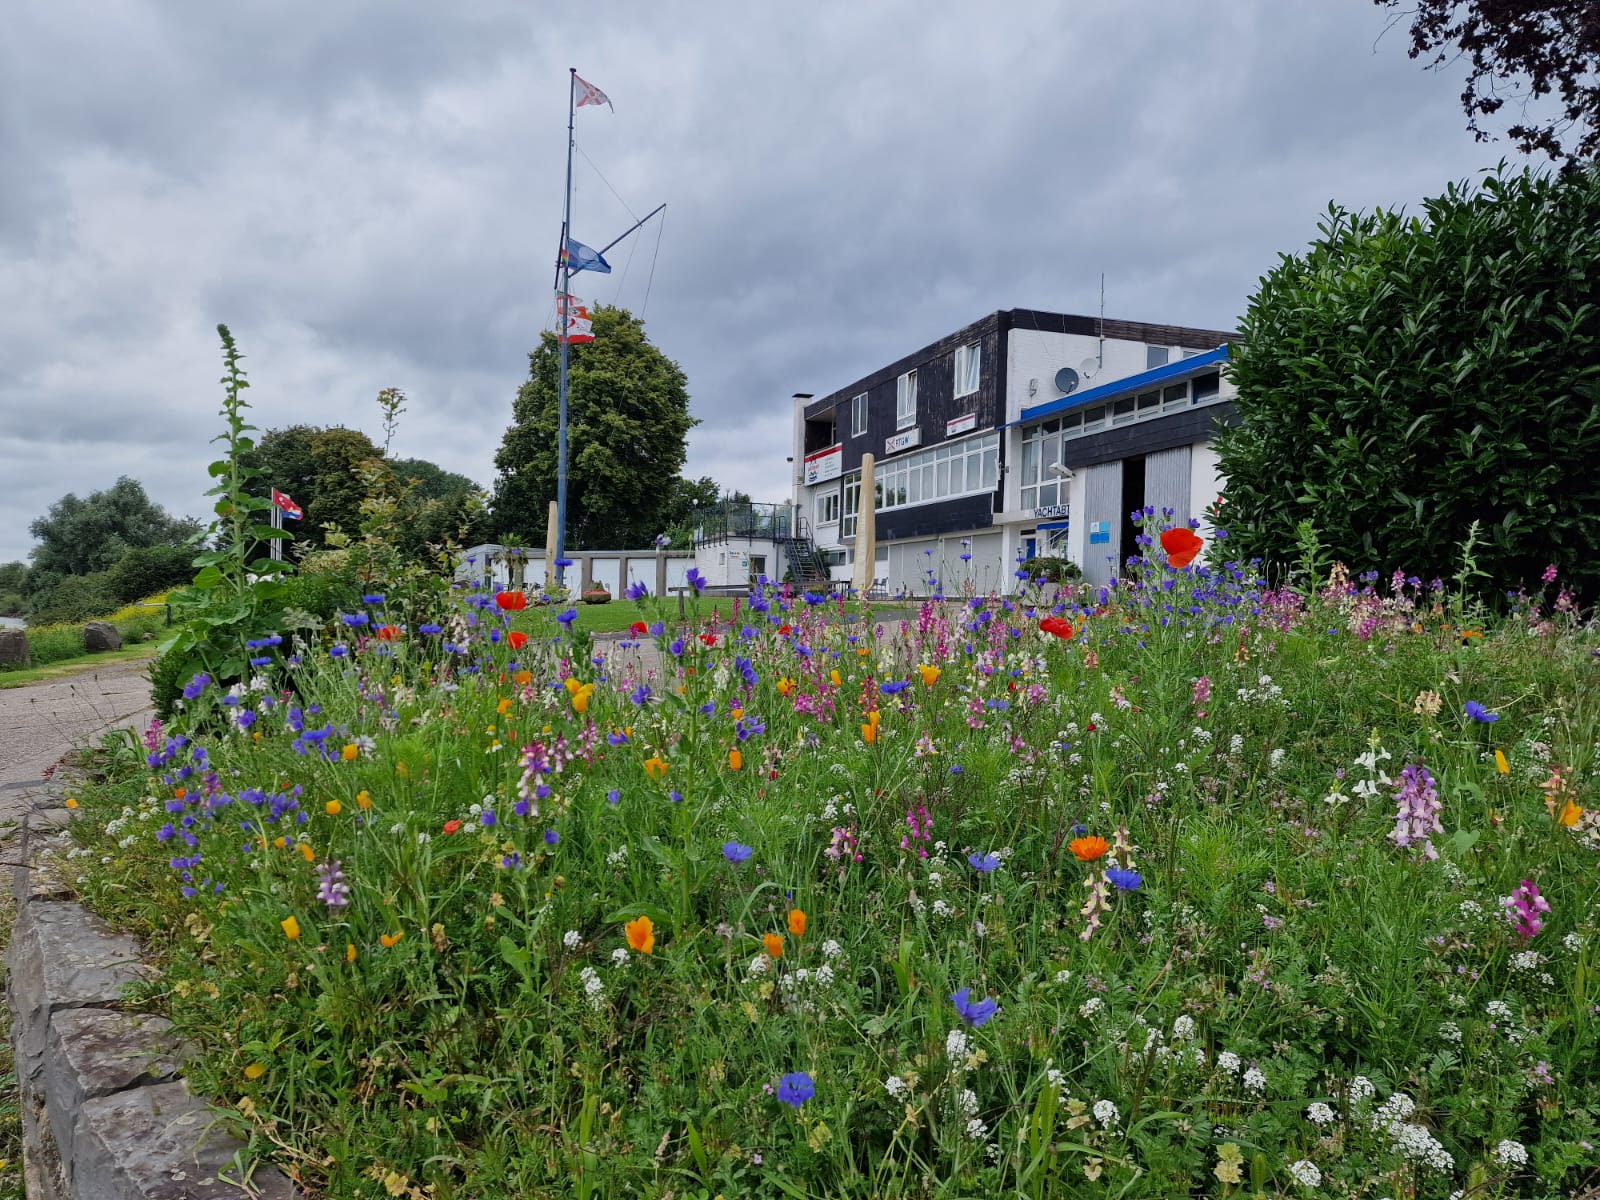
xmin=492 ymin=306 xmax=696 ymax=549
xmin=389 ymin=458 xmax=490 ymax=557
xmin=1213 ymin=166 xmax=1600 ymax=599
xmin=27 ymin=477 xmax=199 ymax=578
xmin=244 ymin=425 xmax=388 ymax=552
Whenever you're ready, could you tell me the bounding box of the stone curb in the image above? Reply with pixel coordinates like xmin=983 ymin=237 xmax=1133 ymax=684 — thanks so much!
xmin=6 ymin=788 xmax=296 ymax=1199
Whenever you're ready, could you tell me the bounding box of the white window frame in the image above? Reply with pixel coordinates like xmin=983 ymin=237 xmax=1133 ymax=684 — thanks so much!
xmin=815 ymin=489 xmax=840 ymax=527
xmin=896 ymin=370 xmax=917 ymax=431
xmin=871 ymin=432 xmax=998 ymax=514
xmin=841 ymin=473 xmax=861 ymax=539
xmin=953 ymin=342 xmax=980 ymax=397
xmin=850 ymin=392 xmax=868 ymax=437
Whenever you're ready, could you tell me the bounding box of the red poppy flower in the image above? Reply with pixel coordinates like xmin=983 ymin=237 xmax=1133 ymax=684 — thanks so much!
xmin=376 ymin=624 xmax=402 ymax=640
xmin=699 ymin=633 xmax=718 ymax=647
xmin=442 ymin=819 xmax=462 ymax=835
xmin=629 ymin=621 xmax=648 ymax=637
xmin=507 ymin=631 xmax=528 ymax=650
xmin=1160 ymin=527 xmax=1203 ymax=568
xmin=1039 ymin=616 xmax=1075 ymax=640
xmin=495 ymin=590 xmax=527 ymax=611
xmin=778 ymin=624 xmax=792 ymax=636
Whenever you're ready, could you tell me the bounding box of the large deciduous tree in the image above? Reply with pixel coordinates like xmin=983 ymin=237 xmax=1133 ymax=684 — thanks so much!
xmin=27 ymin=477 xmax=199 ymax=577
xmin=243 ymin=425 xmax=387 ymax=550
xmin=1376 ymin=1 xmax=1600 ymax=167
xmin=1213 ymin=166 xmax=1600 ymax=599
xmin=492 ymin=306 xmax=695 ymax=549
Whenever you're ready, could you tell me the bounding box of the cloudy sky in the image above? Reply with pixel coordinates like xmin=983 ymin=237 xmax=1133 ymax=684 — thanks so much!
xmin=0 ymin=1 xmax=1523 ymax=564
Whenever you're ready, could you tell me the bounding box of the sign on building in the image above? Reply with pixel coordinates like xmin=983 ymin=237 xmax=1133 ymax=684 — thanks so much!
xmin=804 ymin=445 xmax=842 ymax=485
xmin=884 ymin=429 xmax=922 ymax=456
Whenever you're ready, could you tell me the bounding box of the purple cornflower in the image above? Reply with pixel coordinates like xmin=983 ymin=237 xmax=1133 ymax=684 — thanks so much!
xmin=685 ymin=567 xmax=706 ymax=593
xmin=967 ymin=851 xmax=1000 ymax=873
xmin=544 ymin=829 xmax=559 ymax=845
xmin=1464 ymin=700 xmax=1499 ymax=723
xmin=625 ymin=580 xmax=650 ymax=600
xmin=950 ymin=987 xmax=999 ymax=1028
xmin=776 ymin=1072 xmax=814 ymax=1107
xmin=880 ymin=680 xmax=911 ymax=695
xmin=341 ymin=612 xmax=369 ymax=627
xmin=630 ymin=683 xmax=652 ymax=705
xmin=556 ymin=607 xmax=578 ymax=627
xmin=1391 ymin=762 xmax=1443 ymax=860
xmin=1502 ymin=879 xmax=1550 ymax=940
xmin=181 ymin=673 xmax=211 ymax=701
xmin=1106 ymin=867 xmax=1142 ymax=891
xmin=723 ymin=842 xmax=754 ymax=863
xmin=317 ymin=860 xmax=350 ymax=908
xmin=480 ymin=810 xmax=497 ymax=827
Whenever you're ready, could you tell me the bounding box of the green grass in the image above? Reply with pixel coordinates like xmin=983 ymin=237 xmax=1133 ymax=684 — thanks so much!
xmin=0 ymin=643 xmax=157 ymax=689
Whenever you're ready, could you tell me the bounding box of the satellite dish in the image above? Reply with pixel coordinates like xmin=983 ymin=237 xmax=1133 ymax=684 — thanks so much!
xmin=1053 ymin=366 xmax=1079 ymax=396
xmin=1079 ymin=356 xmax=1101 ymax=381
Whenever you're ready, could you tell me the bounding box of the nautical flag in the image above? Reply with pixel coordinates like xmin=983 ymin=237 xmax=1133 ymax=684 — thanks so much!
xmin=574 ymin=73 xmax=613 ymax=111
xmin=559 ymin=294 xmax=595 ymax=344
xmin=271 ymin=488 xmax=303 ymax=520
xmin=561 ymin=236 xmax=611 ymax=275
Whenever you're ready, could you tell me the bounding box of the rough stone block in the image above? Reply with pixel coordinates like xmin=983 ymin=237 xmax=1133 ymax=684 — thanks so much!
xmin=15 ymin=830 xmax=76 ymax=904
xmin=6 ymin=901 xmax=147 ymax=1079
xmin=83 ymin=621 xmax=122 ymax=652
xmin=73 ymin=1081 xmax=297 ymax=1199
xmin=0 ymin=627 xmax=28 ymax=667
xmin=46 ymin=1009 xmax=186 ymax=1169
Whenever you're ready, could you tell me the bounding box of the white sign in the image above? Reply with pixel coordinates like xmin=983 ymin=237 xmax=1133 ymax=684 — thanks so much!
xmin=804 ymin=444 xmax=842 ymax=485
xmin=946 ymin=413 xmax=977 ymax=437
xmin=884 ymin=428 xmax=922 ymax=456
xmin=1033 ymin=504 xmax=1069 ymax=519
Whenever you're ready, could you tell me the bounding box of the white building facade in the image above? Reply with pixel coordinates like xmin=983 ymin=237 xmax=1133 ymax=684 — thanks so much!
xmin=792 ymin=309 xmax=1236 ymax=595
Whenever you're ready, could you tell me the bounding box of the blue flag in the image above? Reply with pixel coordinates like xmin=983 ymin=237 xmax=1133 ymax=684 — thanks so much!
xmin=562 ymin=237 xmax=611 ymax=275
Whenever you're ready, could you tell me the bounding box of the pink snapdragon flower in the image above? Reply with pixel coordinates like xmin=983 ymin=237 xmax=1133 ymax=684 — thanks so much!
xmin=1502 ymin=879 xmax=1550 ymax=941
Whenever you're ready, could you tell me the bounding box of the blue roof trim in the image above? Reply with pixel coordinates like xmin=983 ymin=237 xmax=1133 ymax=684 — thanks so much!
xmin=1012 ymin=345 xmax=1229 ymax=427
xmin=1034 ymin=520 xmax=1070 ymax=530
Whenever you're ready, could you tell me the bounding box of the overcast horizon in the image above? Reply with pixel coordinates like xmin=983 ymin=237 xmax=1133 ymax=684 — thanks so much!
xmin=0 ymin=1 xmax=1532 ymax=565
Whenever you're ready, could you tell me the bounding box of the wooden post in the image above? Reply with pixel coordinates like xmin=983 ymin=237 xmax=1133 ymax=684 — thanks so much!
xmin=544 ymin=501 xmax=559 ymax=594
xmin=851 ymin=453 xmax=876 ymax=597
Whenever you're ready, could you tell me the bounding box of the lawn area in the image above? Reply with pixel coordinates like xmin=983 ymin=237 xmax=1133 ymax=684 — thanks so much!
xmin=0 ymin=643 xmax=157 ymax=689
xmin=57 ymin=563 xmax=1600 ymax=1198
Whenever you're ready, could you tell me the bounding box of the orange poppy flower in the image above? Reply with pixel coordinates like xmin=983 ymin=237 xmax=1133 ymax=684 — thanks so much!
xmin=1069 ymin=835 xmax=1110 ymax=862
xmin=777 ymin=677 xmax=796 ymax=697
xmin=376 ymin=624 xmax=402 ymax=640
xmin=918 ymin=664 xmax=941 ymax=685
xmin=281 ymin=915 xmax=301 ymax=940
xmin=356 ymin=790 xmax=372 ymax=810
xmin=788 ymin=908 xmax=807 ymax=937
xmin=298 ymin=842 xmax=316 ymax=862
xmin=325 ymin=799 xmax=342 ymax=816
xmin=728 ymin=748 xmax=743 ymax=771
xmin=443 ymin=819 xmax=463 ymax=835
xmin=762 ymin=932 xmax=784 ymax=958
xmin=644 ymin=755 xmax=669 ymax=780
xmin=495 ymin=591 xmax=527 ymax=611
xmin=508 ymin=631 xmax=529 ymax=650
xmin=625 ymin=915 xmax=656 ymax=954
xmin=380 ymin=931 xmax=404 ymax=949
xmin=1558 ymin=799 xmax=1584 ymax=828
xmin=1160 ymin=527 xmax=1204 ymax=568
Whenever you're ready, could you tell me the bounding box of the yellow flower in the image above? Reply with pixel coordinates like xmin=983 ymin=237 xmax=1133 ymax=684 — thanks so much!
xmin=861 ymin=722 xmax=877 ymax=744
xmin=64 ymin=797 xmax=79 ymax=810
xmin=730 ymin=707 xmax=744 ymax=720
xmin=1214 ymin=1142 xmax=1243 ymax=1185
xmin=356 ymin=790 xmax=373 ymax=810
xmin=563 ymin=677 xmax=582 ymax=695
xmin=728 ymin=748 xmax=743 ymax=771
xmin=244 ymin=1063 xmax=266 ymax=1080
xmin=325 ymin=799 xmax=342 ymax=816
xmin=280 ymin=915 xmax=301 ymax=941
xmin=346 ymin=943 xmax=357 ymax=963
xmin=497 ymin=697 xmax=513 ymax=715
xmin=830 ymin=669 xmax=842 ymax=686
xmin=272 ymin=836 xmax=288 ymax=850
xmin=1558 ymin=799 xmax=1584 ymax=827
xmin=625 ymin=915 xmax=656 ymax=954
xmin=396 ymin=760 xmax=410 ymax=778
xmin=788 ymin=908 xmax=807 ymax=937
xmin=298 ymin=842 xmax=316 ymax=862
xmin=380 ymin=931 xmax=404 ymax=949
xmin=644 ymin=755 xmax=669 ymax=780
xmin=1495 ymin=750 xmax=1509 ymax=775
xmin=777 ymin=677 xmax=795 ymax=696
xmin=341 ymin=744 xmax=359 ymax=761
xmin=917 ymin=664 xmax=940 ymax=686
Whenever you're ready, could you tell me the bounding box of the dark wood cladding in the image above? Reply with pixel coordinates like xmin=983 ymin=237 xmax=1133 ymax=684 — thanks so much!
xmin=875 ymin=493 xmax=995 ymax=542
xmin=1002 ymin=309 xmax=1235 ymax=352
xmin=1061 ymin=402 xmax=1240 ymax=470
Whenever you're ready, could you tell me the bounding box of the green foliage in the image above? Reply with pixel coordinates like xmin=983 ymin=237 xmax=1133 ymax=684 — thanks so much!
xmin=26 ymin=476 xmax=199 ymax=578
xmin=105 ymin=544 xmax=196 ymax=605
xmin=242 ymin=424 xmax=387 ymax=554
xmin=1214 ymin=166 xmax=1600 ymax=599
xmin=26 ymin=574 xmax=116 ymax=624
xmin=492 ymin=305 xmax=697 ymax=548
xmin=1023 ymin=556 xmax=1082 ymax=583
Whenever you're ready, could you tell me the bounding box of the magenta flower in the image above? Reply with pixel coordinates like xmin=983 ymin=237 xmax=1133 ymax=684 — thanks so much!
xmin=1501 ymin=879 xmax=1550 ymax=941
xmin=1391 ymin=762 xmax=1443 ymax=860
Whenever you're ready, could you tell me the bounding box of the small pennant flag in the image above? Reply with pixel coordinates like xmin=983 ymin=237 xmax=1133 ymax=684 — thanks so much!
xmin=574 ymin=73 xmax=613 ymax=111
xmin=558 ymin=294 xmax=595 ymax=344
xmin=271 ymin=489 xmax=303 ymax=520
xmin=561 ymin=236 xmax=611 ymax=275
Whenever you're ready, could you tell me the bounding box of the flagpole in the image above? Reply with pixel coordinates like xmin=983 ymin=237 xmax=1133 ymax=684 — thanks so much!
xmin=555 ymin=67 xmax=577 ymax=592
xmin=271 ymin=497 xmax=282 ymax=562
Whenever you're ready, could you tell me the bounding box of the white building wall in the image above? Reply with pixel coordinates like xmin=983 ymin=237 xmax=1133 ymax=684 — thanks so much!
xmin=1190 ymin=441 xmax=1223 ymax=541
xmin=1004 ymin=329 xmax=1152 ymax=424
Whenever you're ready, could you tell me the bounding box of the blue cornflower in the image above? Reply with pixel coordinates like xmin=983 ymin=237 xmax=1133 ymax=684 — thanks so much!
xmin=363 ymin=593 xmax=386 ymax=604
xmin=501 ymin=853 xmax=521 ymax=869
xmin=722 ymin=841 xmax=753 ymax=863
xmin=1464 ymin=701 xmax=1499 ymax=723
xmin=341 ymin=612 xmax=369 ymax=627
xmin=556 ymin=607 xmax=578 ymax=627
xmin=685 ymin=567 xmax=706 ymax=593
xmin=968 ymin=851 xmax=1000 ymax=873
xmin=607 ymin=730 xmax=629 ymax=746
xmin=880 ymin=680 xmax=911 ymax=695
xmin=625 ymin=580 xmax=650 ymax=600
xmin=1106 ymin=867 xmax=1142 ymax=891
xmin=607 ymin=789 xmax=621 ymax=805
xmin=950 ymin=987 xmax=999 ymax=1027
xmin=735 ymin=715 xmax=765 ymax=741
xmin=237 ymin=710 xmax=256 ymax=731
xmin=669 ymin=638 xmax=686 ymax=657
xmin=544 ymin=829 xmax=559 ymax=845
xmin=630 ymin=683 xmax=653 ymax=705
xmin=418 ymin=623 xmax=442 ymax=635
xmin=329 ymin=645 xmax=349 ymax=658
xmin=249 ymin=656 xmax=272 ymax=667
xmin=802 ymin=591 xmax=825 ymax=606
xmin=669 ymin=790 xmax=683 ymax=803
xmin=181 ymin=673 xmax=211 ymax=701
xmin=776 ymin=1072 xmax=814 ymax=1107
xmin=480 ymin=810 xmax=497 ymax=827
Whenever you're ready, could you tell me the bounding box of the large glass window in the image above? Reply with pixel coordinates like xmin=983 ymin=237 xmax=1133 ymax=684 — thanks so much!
xmin=851 ymin=392 xmax=868 ymax=437
xmin=841 ymin=473 xmax=861 ymax=538
xmin=815 ymin=488 xmax=840 ymax=526
xmin=1020 ymin=420 xmax=1062 ymax=510
xmin=896 ymin=370 xmax=917 ymax=431
xmin=1038 ymin=372 xmax=1225 ymax=445
xmin=953 ymin=342 xmax=980 ymax=397
xmin=873 ymin=432 xmax=998 ymax=513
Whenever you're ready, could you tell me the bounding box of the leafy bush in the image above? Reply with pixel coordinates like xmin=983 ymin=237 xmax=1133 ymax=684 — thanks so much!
xmin=107 ymin=544 xmax=196 ymax=605
xmin=1214 ymin=166 xmax=1600 ymax=600
xmin=1023 ymin=555 xmax=1082 ymax=583
xmin=27 ymin=573 xmax=117 ymax=624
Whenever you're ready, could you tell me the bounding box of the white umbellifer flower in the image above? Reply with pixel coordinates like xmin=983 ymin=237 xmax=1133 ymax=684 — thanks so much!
xmin=1564 ymin=932 xmax=1584 ymax=953
xmin=563 ymin=930 xmax=580 ymax=949
xmin=605 ymin=845 xmax=629 ymax=867
xmin=946 ymin=1029 xmax=968 ymax=1060
xmin=1217 ymin=1051 xmax=1242 ymax=1075
xmin=1092 ymin=1100 xmax=1119 ymax=1128
xmin=1079 ymin=997 xmax=1104 ymax=1019
xmin=931 ymin=899 xmax=953 ymax=919
xmin=390 ymin=823 xmax=408 ymax=835
xmin=821 ymin=939 xmax=843 ymax=960
xmin=884 ymin=1075 xmax=908 ymax=1099
xmin=1372 ymin=1092 xmax=1416 ymax=1127
xmin=965 ymin=1117 xmax=988 ymax=1142
xmin=957 ymin=1088 xmax=979 ymax=1116
xmin=1510 ymin=950 xmax=1541 ymax=972
xmin=1486 ymin=999 xmax=1514 ymax=1020
xmin=1242 ymin=1067 xmax=1267 ymax=1094
xmin=1348 ymin=1076 xmax=1375 ymax=1103
xmin=1054 ymin=969 xmax=1072 ymax=984
xmin=1438 ymin=1021 xmax=1462 ymax=1043
xmin=1171 ymin=1015 xmax=1196 ymax=1041
xmin=1306 ymin=1102 xmax=1336 ymax=1126
xmin=1492 ymin=1139 xmax=1528 ymax=1166
xmin=747 ymin=955 xmax=769 ymax=978
xmin=1389 ymin=1122 xmax=1452 ymax=1171
xmin=415 ymin=832 xmax=431 ymax=845
xmin=1458 ymin=898 xmax=1484 ymax=920
xmin=610 ymin=947 xmax=629 ymax=966
xmin=578 ymin=966 xmax=605 ymax=1010
xmin=1045 ymin=1067 xmax=1070 ymax=1101
xmin=1288 ymin=1160 xmax=1321 ymax=1187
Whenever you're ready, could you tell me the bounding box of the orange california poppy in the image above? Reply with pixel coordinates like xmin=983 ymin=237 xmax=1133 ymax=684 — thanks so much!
xmin=325 ymin=799 xmax=342 ymax=816
xmin=1069 ymin=835 xmax=1111 ymax=862
xmin=377 ymin=624 xmax=402 ymax=640
xmin=918 ymin=664 xmax=941 ymax=686
xmin=762 ymin=932 xmax=784 ymax=958
xmin=1558 ymin=799 xmax=1584 ymax=828
xmin=644 ymin=755 xmax=669 ymax=779
xmin=729 ymin=748 xmax=743 ymax=771
xmin=777 ymin=677 xmax=796 ymax=697
xmin=1160 ymin=527 xmax=1204 ymax=568
xmin=380 ymin=931 xmax=404 ymax=949
xmin=508 ymin=630 xmax=529 ymax=650
xmin=281 ymin=915 xmax=301 ymax=940
xmin=495 ymin=591 xmax=527 ymax=611
xmin=788 ymin=909 xmax=807 ymax=937
xmin=625 ymin=915 xmax=656 ymax=954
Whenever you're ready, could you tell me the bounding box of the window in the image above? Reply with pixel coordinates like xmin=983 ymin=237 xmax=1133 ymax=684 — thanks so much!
xmin=815 ymin=489 xmax=840 ymax=526
xmin=1146 ymin=345 xmax=1170 ymax=370
xmin=850 ymin=392 xmax=868 ymax=437
xmin=896 ymin=370 xmax=917 ymax=430
xmin=1020 ymin=420 xmax=1063 ymax=511
xmin=841 ymin=473 xmax=861 ymax=538
xmin=871 ymin=432 xmax=998 ymax=513
xmin=1047 ymin=372 xmax=1226 ymax=443
xmin=953 ymin=342 xmax=980 ymax=397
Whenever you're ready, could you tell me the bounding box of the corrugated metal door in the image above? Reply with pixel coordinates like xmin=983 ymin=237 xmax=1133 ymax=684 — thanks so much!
xmin=1144 ymin=446 xmax=1192 ymax=525
xmin=1081 ymin=461 xmax=1122 ymax=585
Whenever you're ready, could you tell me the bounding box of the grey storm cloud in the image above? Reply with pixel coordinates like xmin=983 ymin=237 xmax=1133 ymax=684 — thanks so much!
xmin=1 ymin=0 xmax=1503 ymax=564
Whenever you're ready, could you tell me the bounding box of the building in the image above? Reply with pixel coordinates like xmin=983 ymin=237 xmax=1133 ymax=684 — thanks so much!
xmin=791 ymin=309 xmax=1237 ymax=594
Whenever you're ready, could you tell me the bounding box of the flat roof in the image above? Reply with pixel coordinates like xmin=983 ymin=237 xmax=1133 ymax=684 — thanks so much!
xmin=1012 ymin=345 xmax=1229 ymax=426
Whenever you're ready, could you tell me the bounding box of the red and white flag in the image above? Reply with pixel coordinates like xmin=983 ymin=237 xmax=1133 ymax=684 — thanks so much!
xmin=271 ymin=488 xmax=303 ymax=520
xmin=557 ymin=293 xmax=595 ymax=343
xmin=574 ymin=73 xmax=613 ymax=111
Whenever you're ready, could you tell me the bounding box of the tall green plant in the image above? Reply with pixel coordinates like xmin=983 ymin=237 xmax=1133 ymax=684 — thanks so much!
xmin=157 ymin=326 xmax=292 ymax=708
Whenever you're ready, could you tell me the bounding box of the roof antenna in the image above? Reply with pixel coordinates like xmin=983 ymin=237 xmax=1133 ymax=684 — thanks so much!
xmin=1079 ymin=272 xmax=1106 ymax=382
